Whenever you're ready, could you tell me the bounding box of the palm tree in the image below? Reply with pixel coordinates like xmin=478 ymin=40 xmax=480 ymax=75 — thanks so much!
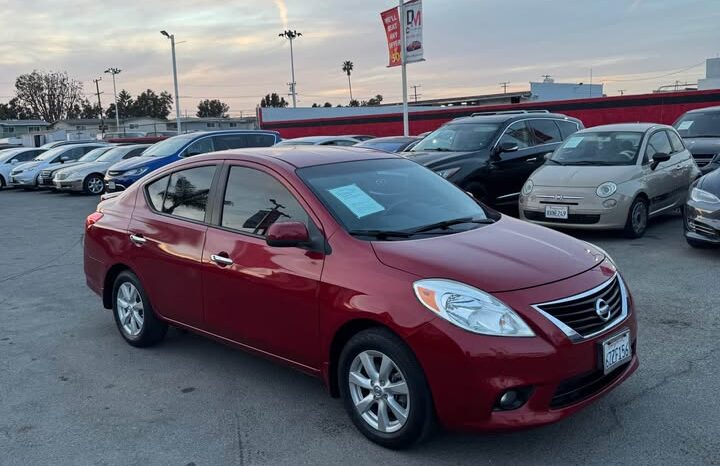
xmin=342 ymin=61 xmax=354 ymax=103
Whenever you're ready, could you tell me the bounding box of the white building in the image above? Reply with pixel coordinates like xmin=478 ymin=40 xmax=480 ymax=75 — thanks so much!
xmin=698 ymin=58 xmax=720 ymax=91
xmin=530 ymin=77 xmax=603 ymax=101
xmin=166 ymin=117 xmax=257 ymax=132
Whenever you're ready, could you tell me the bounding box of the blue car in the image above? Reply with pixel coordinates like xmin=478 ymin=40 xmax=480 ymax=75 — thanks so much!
xmin=104 ymin=130 xmax=281 ymax=192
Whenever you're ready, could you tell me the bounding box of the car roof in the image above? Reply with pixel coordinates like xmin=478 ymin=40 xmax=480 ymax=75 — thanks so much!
xmin=450 ymin=112 xmax=575 ymax=124
xmin=578 ymin=123 xmax=670 ymax=133
xmin=280 ymin=136 xmax=358 ymax=143
xmin=200 ymin=146 xmax=398 ymax=169
xmin=359 ymin=136 xmax=418 ymax=143
xmin=685 ymin=105 xmax=720 ymax=114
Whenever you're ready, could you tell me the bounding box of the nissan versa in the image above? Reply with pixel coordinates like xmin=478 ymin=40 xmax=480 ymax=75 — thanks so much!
xmin=84 ymin=146 xmax=638 ymax=448
xmin=103 ymin=130 xmax=281 ymax=192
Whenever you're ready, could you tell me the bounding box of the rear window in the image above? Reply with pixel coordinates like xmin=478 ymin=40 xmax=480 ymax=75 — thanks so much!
xmin=557 ymin=120 xmax=581 ymax=139
xmin=161 ymin=166 xmax=217 ymax=221
xmin=529 ymin=119 xmax=561 ymax=144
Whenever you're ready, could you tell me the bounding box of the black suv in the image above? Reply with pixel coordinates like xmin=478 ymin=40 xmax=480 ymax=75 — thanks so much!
xmin=673 ymin=106 xmax=720 ymax=174
xmin=406 ymin=111 xmax=583 ymax=207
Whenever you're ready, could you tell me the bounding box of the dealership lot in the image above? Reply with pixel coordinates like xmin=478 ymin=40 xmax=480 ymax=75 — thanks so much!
xmin=1 ymin=189 xmax=719 ymax=466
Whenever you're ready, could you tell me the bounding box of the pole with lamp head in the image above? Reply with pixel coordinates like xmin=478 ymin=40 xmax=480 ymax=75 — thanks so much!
xmin=161 ymin=30 xmax=182 ymax=134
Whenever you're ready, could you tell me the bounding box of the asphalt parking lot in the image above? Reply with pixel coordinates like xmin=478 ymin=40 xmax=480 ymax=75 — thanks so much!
xmin=1 ymin=189 xmax=719 ymax=466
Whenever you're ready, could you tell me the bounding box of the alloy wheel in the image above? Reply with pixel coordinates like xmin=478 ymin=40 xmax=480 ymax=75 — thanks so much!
xmin=631 ymin=201 xmax=647 ymax=234
xmin=348 ymin=350 xmax=410 ymax=433
xmin=87 ymin=176 xmax=104 ymax=194
xmin=116 ymin=282 xmax=144 ymax=337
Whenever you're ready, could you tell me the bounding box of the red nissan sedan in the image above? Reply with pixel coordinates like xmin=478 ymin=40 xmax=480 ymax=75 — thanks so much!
xmin=84 ymin=147 xmax=638 ymax=448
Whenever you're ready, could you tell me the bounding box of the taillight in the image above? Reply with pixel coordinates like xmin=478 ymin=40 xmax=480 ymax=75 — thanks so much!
xmin=86 ymin=211 xmax=104 ymax=230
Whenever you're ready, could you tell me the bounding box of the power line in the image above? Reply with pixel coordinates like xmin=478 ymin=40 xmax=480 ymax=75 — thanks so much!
xmin=499 ymin=81 xmax=510 ymax=93
xmin=604 ymin=61 xmax=705 ymax=83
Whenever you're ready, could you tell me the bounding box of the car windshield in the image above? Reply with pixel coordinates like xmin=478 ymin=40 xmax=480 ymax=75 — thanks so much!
xmin=97 ymin=147 xmax=137 ymax=162
xmin=411 ymin=123 xmax=500 ymax=152
xmin=141 ymin=135 xmax=195 ymax=157
xmin=674 ymin=112 xmax=720 ymax=138
xmin=78 ymin=147 xmax=110 ymax=162
xmin=297 ymin=158 xmax=491 ymax=240
xmin=551 ymin=131 xmax=644 ymax=166
xmin=34 ymin=146 xmax=68 ymax=161
xmin=357 ymin=141 xmax=409 ymax=152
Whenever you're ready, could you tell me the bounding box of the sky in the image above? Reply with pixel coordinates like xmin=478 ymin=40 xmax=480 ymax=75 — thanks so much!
xmin=0 ymin=0 xmax=718 ymax=117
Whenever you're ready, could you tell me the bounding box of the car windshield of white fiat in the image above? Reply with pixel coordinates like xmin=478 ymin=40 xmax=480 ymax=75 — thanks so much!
xmin=411 ymin=123 xmax=500 ymax=152
xmin=674 ymin=112 xmax=720 ymax=137
xmin=297 ymin=158 xmax=495 ymax=240
xmin=142 ymin=135 xmax=195 ymax=157
xmin=550 ymin=131 xmax=644 ymax=166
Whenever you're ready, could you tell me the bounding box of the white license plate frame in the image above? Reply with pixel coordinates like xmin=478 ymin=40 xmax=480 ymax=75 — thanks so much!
xmin=107 ymin=181 xmax=116 ymax=190
xmin=601 ymin=330 xmax=632 ymax=375
xmin=545 ymin=205 xmax=569 ymax=219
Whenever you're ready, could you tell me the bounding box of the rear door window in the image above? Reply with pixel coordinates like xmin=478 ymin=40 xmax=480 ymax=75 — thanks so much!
xmin=160 ymin=166 xmax=217 ymax=221
xmin=557 ymin=120 xmax=581 ymax=139
xmin=213 ymin=134 xmax=277 ymax=150
xmin=529 ymin=120 xmax=562 ymax=144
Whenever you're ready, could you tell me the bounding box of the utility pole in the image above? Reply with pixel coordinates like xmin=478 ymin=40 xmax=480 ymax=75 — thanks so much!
xmin=499 ymin=81 xmax=510 ymax=94
xmin=410 ymin=84 xmax=422 ymax=104
xmin=161 ymin=30 xmax=182 ymax=134
xmin=618 ymin=89 xmax=626 ymax=96
xmin=279 ymin=30 xmax=302 ymax=108
xmin=92 ymin=78 xmax=105 ymax=136
xmin=104 ymin=68 xmax=121 ymax=133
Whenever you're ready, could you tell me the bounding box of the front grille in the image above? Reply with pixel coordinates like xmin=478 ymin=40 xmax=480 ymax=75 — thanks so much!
xmin=689 ymin=219 xmax=719 ymax=238
xmin=40 ymin=169 xmax=53 ymax=178
xmin=107 ymin=170 xmax=123 ymax=177
xmin=534 ymin=276 xmax=625 ymax=339
xmin=524 ymin=211 xmax=601 ymax=225
xmin=550 ymin=361 xmax=630 ymax=409
xmin=691 ymin=154 xmax=715 ymax=167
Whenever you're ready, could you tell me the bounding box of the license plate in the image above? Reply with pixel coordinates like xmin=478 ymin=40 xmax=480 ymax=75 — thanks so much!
xmin=545 ymin=205 xmax=568 ymax=219
xmin=107 ymin=181 xmax=116 ymax=190
xmin=602 ymin=330 xmax=632 ymax=374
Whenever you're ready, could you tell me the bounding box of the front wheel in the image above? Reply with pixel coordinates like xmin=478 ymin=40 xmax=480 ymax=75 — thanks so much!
xmin=84 ymin=174 xmax=105 ymax=195
xmin=623 ymin=197 xmax=648 ymax=238
xmin=0 ymin=175 xmax=5 ymax=190
xmin=112 ymin=271 xmax=167 ymax=347
xmin=338 ymin=328 xmax=435 ymax=449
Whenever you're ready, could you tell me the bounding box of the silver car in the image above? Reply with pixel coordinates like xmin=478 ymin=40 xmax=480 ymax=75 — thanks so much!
xmin=10 ymin=143 xmax=108 ymax=189
xmin=520 ymin=123 xmax=701 ymax=237
xmin=53 ymin=144 xmax=149 ymax=194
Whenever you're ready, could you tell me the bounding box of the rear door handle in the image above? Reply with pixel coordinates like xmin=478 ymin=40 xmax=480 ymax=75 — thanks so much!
xmin=211 ymin=254 xmax=234 ymax=267
xmin=673 ymin=165 xmax=684 ymax=170
xmin=129 ymin=234 xmax=147 ymax=245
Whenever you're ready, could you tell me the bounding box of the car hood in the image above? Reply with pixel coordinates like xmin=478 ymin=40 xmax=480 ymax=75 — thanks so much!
xmin=57 ymin=161 xmax=109 ymax=174
xmin=684 ymin=137 xmax=720 ymax=155
xmin=530 ymin=164 xmax=637 ymax=188
xmin=371 ymin=216 xmax=605 ymax=293
xmin=109 ymin=156 xmax=156 ymax=171
xmin=14 ymin=160 xmax=43 ymax=171
xmin=404 ymin=150 xmax=480 ymax=167
xmin=48 ymin=160 xmax=85 ymax=172
xmin=698 ymin=169 xmax=720 ymax=194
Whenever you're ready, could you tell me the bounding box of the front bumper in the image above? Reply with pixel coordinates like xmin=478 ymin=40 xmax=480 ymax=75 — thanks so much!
xmin=407 ymin=265 xmax=638 ymax=432
xmin=103 ymin=175 xmax=132 ymax=193
xmin=520 ymin=187 xmax=631 ymax=230
xmin=684 ymin=201 xmax=720 ymax=244
xmin=10 ymin=173 xmax=38 ymax=187
xmin=54 ymin=179 xmax=84 ymax=192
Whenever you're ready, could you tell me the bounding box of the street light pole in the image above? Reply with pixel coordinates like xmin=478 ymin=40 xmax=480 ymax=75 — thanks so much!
xmin=104 ymin=68 xmax=121 ymax=133
xmin=279 ymin=30 xmax=302 ymax=108
xmin=161 ymin=30 xmax=182 ymax=134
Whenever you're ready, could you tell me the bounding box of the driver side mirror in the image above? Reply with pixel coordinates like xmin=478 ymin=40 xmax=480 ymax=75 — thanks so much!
xmin=10 ymin=159 xmax=19 ymax=165
xmin=266 ymin=221 xmax=310 ymax=248
xmin=650 ymin=152 xmax=671 ymax=170
xmin=60 ymin=155 xmax=69 ymax=163
xmin=497 ymin=142 xmax=519 ymax=154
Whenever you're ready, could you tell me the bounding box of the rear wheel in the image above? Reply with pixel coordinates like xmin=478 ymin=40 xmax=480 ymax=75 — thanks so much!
xmin=0 ymin=175 xmax=5 ymax=190
xmin=338 ymin=328 xmax=435 ymax=449
xmin=84 ymin=174 xmax=105 ymax=195
xmin=112 ymin=271 xmax=167 ymax=347
xmin=623 ymin=197 xmax=648 ymax=238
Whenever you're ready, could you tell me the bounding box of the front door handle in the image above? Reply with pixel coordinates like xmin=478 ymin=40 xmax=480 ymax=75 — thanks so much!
xmin=673 ymin=165 xmax=684 ymax=171
xmin=211 ymin=254 xmax=234 ymax=267
xmin=129 ymin=234 xmax=147 ymax=245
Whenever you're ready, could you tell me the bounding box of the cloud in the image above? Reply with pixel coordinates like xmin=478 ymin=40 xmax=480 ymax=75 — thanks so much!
xmin=274 ymin=0 xmax=289 ymax=29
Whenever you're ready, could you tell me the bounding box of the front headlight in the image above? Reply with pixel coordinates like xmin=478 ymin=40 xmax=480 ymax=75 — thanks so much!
xmin=125 ymin=167 xmax=149 ymax=176
xmin=596 ymin=181 xmax=617 ymax=198
xmin=690 ymin=187 xmax=720 ymax=204
xmin=11 ymin=170 xmax=22 ymax=175
xmin=522 ymin=179 xmax=534 ymax=195
xmin=413 ymin=279 xmax=535 ymax=337
xmin=435 ymin=167 xmax=461 ymax=179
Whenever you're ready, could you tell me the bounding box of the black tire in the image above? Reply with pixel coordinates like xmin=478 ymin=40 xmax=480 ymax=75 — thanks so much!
xmin=0 ymin=175 xmax=5 ymax=190
xmin=338 ymin=328 xmax=435 ymax=449
xmin=623 ymin=197 xmax=648 ymax=238
xmin=83 ymin=174 xmax=105 ymax=195
xmin=111 ymin=271 xmax=167 ymax=347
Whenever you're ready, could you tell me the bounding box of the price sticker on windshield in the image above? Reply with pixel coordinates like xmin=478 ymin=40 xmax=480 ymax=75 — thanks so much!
xmin=564 ymin=136 xmax=584 ymax=148
xmin=677 ymin=121 xmax=694 ymax=130
xmin=328 ymin=184 xmax=386 ymax=218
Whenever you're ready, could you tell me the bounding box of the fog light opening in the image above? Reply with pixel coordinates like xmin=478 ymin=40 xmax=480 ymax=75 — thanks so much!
xmin=494 ymin=387 xmax=533 ymax=411
xmin=603 ymin=199 xmax=617 ymax=208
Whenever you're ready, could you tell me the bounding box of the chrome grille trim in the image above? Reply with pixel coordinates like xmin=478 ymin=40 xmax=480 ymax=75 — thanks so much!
xmin=532 ymin=274 xmax=629 ymax=343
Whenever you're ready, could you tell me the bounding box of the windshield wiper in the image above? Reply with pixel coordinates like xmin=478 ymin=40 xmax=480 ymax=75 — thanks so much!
xmin=565 ymin=160 xmax=617 ymax=166
xmin=421 ymin=148 xmax=453 ymax=152
xmin=546 ymin=159 xmax=564 ymax=165
xmin=348 ymin=229 xmax=414 ymax=239
xmin=410 ymin=216 xmax=495 ymax=234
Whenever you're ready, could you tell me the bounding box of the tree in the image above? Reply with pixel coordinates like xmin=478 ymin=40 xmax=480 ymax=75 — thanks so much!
xmin=131 ymin=89 xmax=173 ymax=119
xmin=323 ymin=102 xmax=332 ymax=108
xmin=361 ymin=94 xmax=384 ymax=106
xmin=14 ymin=70 xmax=84 ymax=122
xmin=260 ymin=93 xmax=288 ymax=108
xmin=197 ymin=99 xmax=229 ymax=118
xmin=349 ymin=99 xmax=360 ymax=107
xmin=0 ymin=98 xmax=37 ymax=120
xmin=342 ymin=60 xmax=354 ymax=103
xmin=105 ymin=90 xmax=134 ymax=119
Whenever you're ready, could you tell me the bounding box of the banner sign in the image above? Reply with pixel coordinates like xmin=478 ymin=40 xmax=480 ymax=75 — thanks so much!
xmin=403 ymin=0 xmax=423 ymax=64
xmin=381 ymin=6 xmax=402 ymax=67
